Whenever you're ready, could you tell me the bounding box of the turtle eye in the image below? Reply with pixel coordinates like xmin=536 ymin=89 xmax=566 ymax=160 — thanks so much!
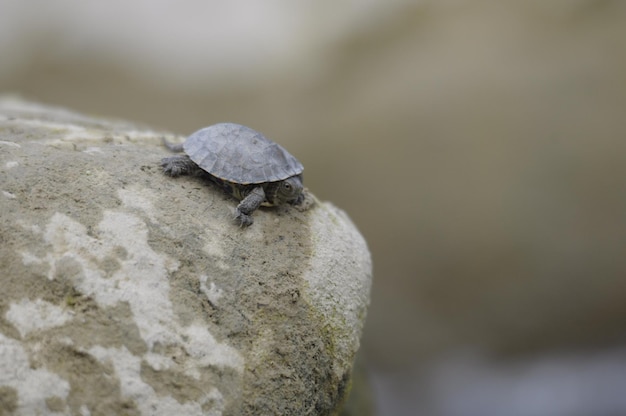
xmin=284 ymin=182 xmax=292 ymax=191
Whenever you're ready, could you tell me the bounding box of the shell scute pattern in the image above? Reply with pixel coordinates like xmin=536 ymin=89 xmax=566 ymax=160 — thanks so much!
xmin=183 ymin=124 xmax=303 ymax=184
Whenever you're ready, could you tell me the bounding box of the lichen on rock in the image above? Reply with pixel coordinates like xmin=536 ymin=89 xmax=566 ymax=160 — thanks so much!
xmin=0 ymin=97 xmax=372 ymax=416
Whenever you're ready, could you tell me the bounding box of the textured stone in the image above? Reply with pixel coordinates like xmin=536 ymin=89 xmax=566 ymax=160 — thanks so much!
xmin=0 ymin=97 xmax=371 ymax=416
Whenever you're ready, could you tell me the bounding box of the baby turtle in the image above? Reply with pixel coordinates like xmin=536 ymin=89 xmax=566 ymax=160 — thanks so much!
xmin=161 ymin=123 xmax=304 ymax=226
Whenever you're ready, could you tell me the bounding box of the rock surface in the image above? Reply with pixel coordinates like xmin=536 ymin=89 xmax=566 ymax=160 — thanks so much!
xmin=0 ymin=97 xmax=372 ymax=416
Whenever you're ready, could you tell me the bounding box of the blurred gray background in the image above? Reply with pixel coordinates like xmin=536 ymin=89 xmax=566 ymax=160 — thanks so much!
xmin=2 ymin=1 xmax=626 ymax=415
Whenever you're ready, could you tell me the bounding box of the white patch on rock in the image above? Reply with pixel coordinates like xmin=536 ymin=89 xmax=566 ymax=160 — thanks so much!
xmin=37 ymin=211 xmax=179 ymax=347
xmin=10 ymin=119 xmax=87 ymax=140
xmin=20 ymin=209 xmax=243 ymax=379
xmin=199 ymin=275 xmax=223 ymax=305
xmin=143 ymin=352 xmax=175 ymax=372
xmin=202 ymin=238 xmax=230 ymax=271
xmin=118 ymin=187 xmax=157 ymax=222
xmin=5 ymin=160 xmax=19 ymax=169
xmin=302 ymin=203 xmax=372 ymax=378
xmin=181 ymin=323 xmax=244 ymax=378
xmin=3 ymin=115 xmax=162 ymax=147
xmin=19 ymin=251 xmax=46 ymax=269
xmin=82 ymin=146 xmax=103 ymax=154
xmin=5 ymin=298 xmax=73 ymax=338
xmin=2 ymin=190 xmax=16 ymax=199
xmin=16 ymin=220 xmax=41 ymax=235
xmin=88 ymin=345 xmax=215 ymax=416
xmin=0 ymin=333 xmax=70 ymax=415
xmin=203 ymin=387 xmax=226 ymax=416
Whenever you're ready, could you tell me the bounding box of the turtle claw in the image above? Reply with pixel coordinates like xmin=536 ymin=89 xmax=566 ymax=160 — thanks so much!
xmin=234 ymin=210 xmax=254 ymax=227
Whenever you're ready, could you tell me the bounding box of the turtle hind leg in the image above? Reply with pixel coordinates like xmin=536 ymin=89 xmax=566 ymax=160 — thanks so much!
xmin=160 ymin=154 xmax=201 ymax=177
xmin=235 ymin=186 xmax=265 ymax=226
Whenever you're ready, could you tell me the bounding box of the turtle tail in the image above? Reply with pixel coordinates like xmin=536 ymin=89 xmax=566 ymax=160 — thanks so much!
xmin=162 ymin=137 xmax=184 ymax=152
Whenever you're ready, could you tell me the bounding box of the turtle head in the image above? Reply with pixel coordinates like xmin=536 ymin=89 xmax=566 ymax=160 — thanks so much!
xmin=275 ymin=175 xmax=303 ymax=205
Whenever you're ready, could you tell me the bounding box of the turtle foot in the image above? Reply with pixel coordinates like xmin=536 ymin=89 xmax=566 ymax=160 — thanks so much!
xmin=161 ymin=155 xmax=193 ymax=177
xmin=234 ymin=209 xmax=254 ymax=227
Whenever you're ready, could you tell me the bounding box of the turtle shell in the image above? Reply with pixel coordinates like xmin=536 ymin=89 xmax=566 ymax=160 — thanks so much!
xmin=183 ymin=123 xmax=303 ymax=185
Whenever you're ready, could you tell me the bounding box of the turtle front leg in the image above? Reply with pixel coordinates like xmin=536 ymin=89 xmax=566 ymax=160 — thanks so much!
xmin=161 ymin=155 xmax=202 ymax=177
xmin=235 ymin=186 xmax=265 ymax=226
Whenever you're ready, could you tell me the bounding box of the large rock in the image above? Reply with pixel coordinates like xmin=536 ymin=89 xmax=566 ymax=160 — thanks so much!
xmin=0 ymin=97 xmax=372 ymax=415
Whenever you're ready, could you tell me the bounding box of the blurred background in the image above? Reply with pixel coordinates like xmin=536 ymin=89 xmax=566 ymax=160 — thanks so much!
xmin=2 ymin=1 xmax=626 ymax=414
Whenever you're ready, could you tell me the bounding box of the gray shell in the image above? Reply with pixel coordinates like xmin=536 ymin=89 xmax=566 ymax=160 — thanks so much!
xmin=183 ymin=123 xmax=303 ymax=184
